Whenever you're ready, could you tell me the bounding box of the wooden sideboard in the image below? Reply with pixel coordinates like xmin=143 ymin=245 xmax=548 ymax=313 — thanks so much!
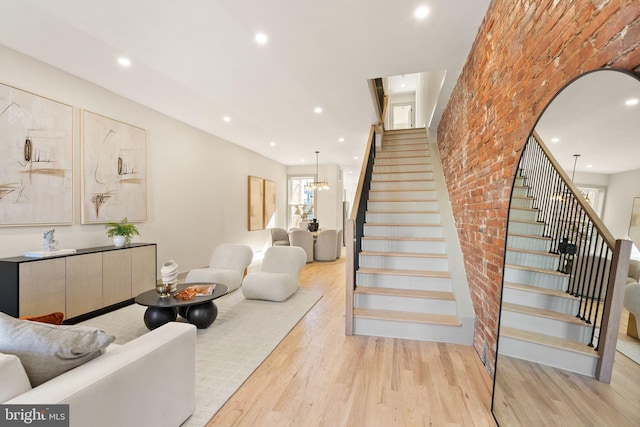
xmin=0 ymin=243 xmax=156 ymax=322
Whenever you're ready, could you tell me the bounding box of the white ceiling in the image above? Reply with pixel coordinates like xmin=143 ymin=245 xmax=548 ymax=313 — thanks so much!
xmin=0 ymin=0 xmax=491 ymax=183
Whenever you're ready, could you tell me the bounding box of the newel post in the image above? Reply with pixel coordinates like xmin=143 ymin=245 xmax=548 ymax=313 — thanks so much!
xmin=596 ymin=239 xmax=632 ymax=383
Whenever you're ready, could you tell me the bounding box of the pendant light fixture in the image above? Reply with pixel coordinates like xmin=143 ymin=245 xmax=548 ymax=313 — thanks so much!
xmin=307 ymin=151 xmax=330 ymax=191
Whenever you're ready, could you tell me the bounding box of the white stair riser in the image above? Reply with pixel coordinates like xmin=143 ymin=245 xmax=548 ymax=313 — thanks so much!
xmin=365 ymin=212 xmax=441 ymax=224
xmin=498 ymin=336 xmax=597 ymax=377
xmin=509 ymin=209 xmax=539 ymax=222
xmin=382 ymin=144 xmax=427 ymax=152
xmin=364 ymin=225 xmax=444 ymax=238
xmin=372 ymin=172 xmax=435 ymax=181
xmin=375 ymin=157 xmax=431 ymax=165
xmin=377 ymin=150 xmax=430 ymax=158
xmin=353 ymin=317 xmax=474 ymax=345
xmin=500 ymin=310 xmax=592 ymax=342
xmin=359 ymin=255 xmax=448 ymax=271
xmin=508 ymin=220 xmax=545 ymax=236
xmin=356 ymin=272 xmax=453 ymax=291
xmin=370 ymin=181 xmax=436 ymax=191
xmin=504 ymin=266 xmax=568 ymax=290
xmin=510 ymin=197 xmax=534 ymax=209
xmin=354 ymin=294 xmax=457 ymax=315
xmin=362 ymin=239 xmax=446 ymax=254
xmin=505 ymin=250 xmax=559 ymax=270
xmin=383 ymin=137 xmax=427 ymax=145
xmin=502 ymin=287 xmax=581 ymax=314
xmin=368 ymin=200 xmax=438 ymax=211
xmin=512 ymin=187 xmax=530 ymax=198
xmin=507 ymin=234 xmax=550 ymax=252
xmin=514 ymin=176 xmax=526 ymax=187
xmin=373 ymin=164 xmax=433 ymax=173
xmin=369 ymin=190 xmax=437 ymax=201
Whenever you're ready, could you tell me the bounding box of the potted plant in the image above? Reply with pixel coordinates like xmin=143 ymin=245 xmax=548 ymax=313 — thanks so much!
xmin=105 ymin=218 xmax=140 ymax=247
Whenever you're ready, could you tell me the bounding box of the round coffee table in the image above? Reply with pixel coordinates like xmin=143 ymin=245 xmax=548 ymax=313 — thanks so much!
xmin=134 ymin=283 xmax=228 ymax=330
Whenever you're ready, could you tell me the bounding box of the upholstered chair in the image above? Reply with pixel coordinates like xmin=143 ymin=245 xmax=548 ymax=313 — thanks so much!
xmin=336 ymin=229 xmax=343 ymax=259
xmin=270 ymin=228 xmax=290 ymax=246
xmin=314 ymin=229 xmax=337 ymax=262
xmin=290 ymin=229 xmax=314 ymax=263
xmin=185 ymin=243 xmax=253 ymax=292
xmin=241 ymin=246 xmax=307 ymax=302
xmin=624 ymin=282 xmax=640 ymax=340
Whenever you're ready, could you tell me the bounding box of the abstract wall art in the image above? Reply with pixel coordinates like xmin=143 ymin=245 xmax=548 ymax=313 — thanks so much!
xmin=0 ymin=83 xmax=73 ymax=226
xmin=264 ymin=179 xmax=276 ymax=227
xmin=248 ymin=176 xmax=264 ymax=231
xmin=81 ymin=110 xmax=147 ymax=223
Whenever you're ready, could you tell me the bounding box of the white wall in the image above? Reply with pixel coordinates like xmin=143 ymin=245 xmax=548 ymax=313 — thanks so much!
xmin=0 ymin=46 xmax=287 ymax=275
xmin=602 ymin=169 xmax=640 ymax=240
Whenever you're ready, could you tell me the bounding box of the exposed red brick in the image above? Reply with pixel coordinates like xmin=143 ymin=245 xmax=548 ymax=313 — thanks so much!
xmin=437 ymin=0 xmax=640 ymax=378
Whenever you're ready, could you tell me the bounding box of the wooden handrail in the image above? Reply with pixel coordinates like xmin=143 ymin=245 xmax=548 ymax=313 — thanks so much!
xmin=533 ymin=131 xmax=615 ymax=249
xmin=349 ymin=126 xmax=376 ymax=222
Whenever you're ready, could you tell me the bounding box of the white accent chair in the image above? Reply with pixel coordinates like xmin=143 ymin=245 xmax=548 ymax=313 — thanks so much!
xmin=624 ymin=282 xmax=640 ymax=340
xmin=290 ymin=229 xmax=314 ymax=263
xmin=270 ymin=228 xmax=290 ymax=246
xmin=241 ymin=246 xmax=307 ymax=302
xmin=314 ymin=229 xmax=337 ymax=262
xmin=185 ymin=243 xmax=253 ymax=292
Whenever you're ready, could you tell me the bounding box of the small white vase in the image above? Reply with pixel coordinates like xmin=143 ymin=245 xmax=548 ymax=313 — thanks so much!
xmin=113 ymin=235 xmax=126 ymax=248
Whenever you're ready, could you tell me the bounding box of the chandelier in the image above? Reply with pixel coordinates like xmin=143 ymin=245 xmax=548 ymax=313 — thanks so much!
xmin=306 ymin=151 xmax=330 ymax=191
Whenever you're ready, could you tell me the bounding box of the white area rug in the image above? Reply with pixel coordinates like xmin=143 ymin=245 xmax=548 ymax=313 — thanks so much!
xmin=79 ymin=288 xmax=322 ymax=426
xmin=617 ymin=339 xmax=640 ymax=365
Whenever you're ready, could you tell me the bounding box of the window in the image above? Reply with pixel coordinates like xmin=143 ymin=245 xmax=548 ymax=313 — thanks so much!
xmin=288 ymin=176 xmax=315 ymax=229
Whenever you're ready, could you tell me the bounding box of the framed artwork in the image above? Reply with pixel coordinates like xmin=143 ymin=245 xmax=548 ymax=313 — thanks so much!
xmin=248 ymin=176 xmax=264 ymax=231
xmin=264 ymin=179 xmax=276 ymax=227
xmin=81 ymin=110 xmax=147 ymax=223
xmin=0 ymin=83 xmax=73 ymax=226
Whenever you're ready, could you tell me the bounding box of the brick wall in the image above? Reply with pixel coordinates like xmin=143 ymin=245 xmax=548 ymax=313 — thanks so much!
xmin=438 ymin=0 xmax=640 ymax=377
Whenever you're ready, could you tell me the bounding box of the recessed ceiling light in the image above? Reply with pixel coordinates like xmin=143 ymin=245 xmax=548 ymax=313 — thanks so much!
xmin=314 ymin=107 xmax=323 ymax=114
xmin=269 ymin=141 xmax=276 ymax=147
xmin=255 ymin=32 xmax=268 ymax=45
xmin=338 ymin=137 xmax=345 ymax=142
xmin=223 ymin=116 xmax=231 ymax=122
xmin=625 ymin=98 xmax=639 ymax=106
xmin=117 ymin=57 xmax=131 ymax=67
xmin=354 ymin=156 xmax=359 ymax=160
xmin=301 ymin=159 xmax=305 ymax=162
xmin=586 ymin=164 xmax=593 ymax=168
xmin=551 ymin=137 xmax=560 ymax=143
xmin=415 ymin=5 xmax=430 ymax=20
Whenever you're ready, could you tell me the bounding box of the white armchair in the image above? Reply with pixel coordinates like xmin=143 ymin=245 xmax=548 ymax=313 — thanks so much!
xmin=241 ymin=246 xmax=307 ymax=301
xmin=314 ymin=229 xmax=337 ymax=262
xmin=185 ymin=243 xmax=253 ymax=292
xmin=270 ymin=228 xmax=290 ymax=246
xmin=290 ymin=229 xmax=314 ymax=263
xmin=624 ymin=282 xmax=640 ymax=340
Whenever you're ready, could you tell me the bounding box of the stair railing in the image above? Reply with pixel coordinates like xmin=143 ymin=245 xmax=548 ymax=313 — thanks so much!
xmin=345 ymin=125 xmax=376 ymax=335
xmin=517 ymin=131 xmax=631 ymax=382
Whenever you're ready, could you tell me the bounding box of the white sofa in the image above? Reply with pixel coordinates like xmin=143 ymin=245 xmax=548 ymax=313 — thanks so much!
xmin=2 ymin=322 xmax=196 ymax=427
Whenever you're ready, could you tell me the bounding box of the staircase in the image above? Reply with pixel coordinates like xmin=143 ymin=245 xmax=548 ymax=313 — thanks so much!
xmin=351 ymin=128 xmax=475 ymax=345
xmin=500 ymin=171 xmax=599 ymax=377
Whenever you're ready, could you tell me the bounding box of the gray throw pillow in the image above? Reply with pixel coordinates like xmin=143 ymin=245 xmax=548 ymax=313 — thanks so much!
xmin=0 ymin=312 xmax=115 ymax=387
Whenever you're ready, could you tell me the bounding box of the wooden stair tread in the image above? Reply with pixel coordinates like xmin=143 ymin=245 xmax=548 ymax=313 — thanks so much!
xmin=500 ymin=326 xmax=597 ymax=357
xmin=502 ymin=302 xmax=587 ymax=326
xmin=508 ymin=219 xmax=544 ymax=225
xmin=370 ymin=179 xmax=435 ymax=183
xmin=362 ymin=236 xmax=445 ymax=242
xmin=505 ymin=263 xmax=567 ymax=277
xmin=355 ymin=286 xmax=454 ymax=300
xmin=368 ymin=198 xmax=437 ymax=202
xmin=373 ymin=162 xmax=432 ymax=165
xmin=372 ymin=170 xmax=431 ymax=174
xmin=503 ymin=282 xmax=577 ymax=300
xmin=361 ymin=251 xmax=448 ymax=259
xmin=507 ymin=247 xmax=559 ymax=257
xmin=354 ymin=308 xmax=460 ymax=326
xmin=510 ymin=207 xmax=538 ymax=212
xmin=357 ymin=267 xmax=451 ymax=278
xmin=508 ymin=232 xmax=551 ymax=241
xmin=369 ymin=189 xmax=435 ymax=192
xmin=366 ymin=210 xmax=439 ymax=214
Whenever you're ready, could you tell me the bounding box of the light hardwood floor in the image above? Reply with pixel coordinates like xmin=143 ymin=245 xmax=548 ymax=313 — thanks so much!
xmin=208 ymin=256 xmax=640 ymax=426
xmin=208 ymin=257 xmax=496 ymax=426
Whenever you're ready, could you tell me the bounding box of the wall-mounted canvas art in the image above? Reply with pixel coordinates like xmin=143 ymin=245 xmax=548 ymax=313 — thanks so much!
xmin=248 ymin=176 xmax=264 ymax=231
xmin=264 ymin=179 xmax=276 ymax=227
xmin=81 ymin=110 xmax=147 ymax=223
xmin=0 ymin=83 xmax=73 ymax=226
xmin=629 ymin=197 xmax=640 ymax=250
